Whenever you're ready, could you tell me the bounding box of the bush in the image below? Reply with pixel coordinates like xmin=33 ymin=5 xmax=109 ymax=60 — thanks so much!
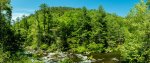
xmin=59 ymin=57 xmax=73 ymax=63
xmin=88 ymin=42 xmax=104 ymax=53
xmin=40 ymin=44 xmax=48 ymax=50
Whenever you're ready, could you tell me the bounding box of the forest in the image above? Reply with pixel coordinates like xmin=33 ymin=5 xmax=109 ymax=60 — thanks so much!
xmin=0 ymin=0 xmax=150 ymax=63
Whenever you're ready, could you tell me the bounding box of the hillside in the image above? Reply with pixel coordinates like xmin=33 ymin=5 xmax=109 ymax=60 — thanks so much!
xmin=0 ymin=0 xmax=150 ymax=63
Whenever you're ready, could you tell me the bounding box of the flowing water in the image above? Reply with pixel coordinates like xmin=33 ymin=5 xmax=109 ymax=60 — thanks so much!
xmin=41 ymin=52 xmax=121 ymax=63
xmin=87 ymin=52 xmax=121 ymax=63
xmin=26 ymin=50 xmax=121 ymax=63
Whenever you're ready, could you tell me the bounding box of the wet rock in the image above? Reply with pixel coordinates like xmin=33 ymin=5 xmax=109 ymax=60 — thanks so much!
xmin=97 ymin=58 xmax=104 ymax=61
xmin=81 ymin=60 xmax=91 ymax=63
xmin=111 ymin=57 xmax=119 ymax=61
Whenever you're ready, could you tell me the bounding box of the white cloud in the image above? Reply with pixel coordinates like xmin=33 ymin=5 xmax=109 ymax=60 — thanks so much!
xmin=12 ymin=8 xmax=35 ymax=20
xmin=13 ymin=8 xmax=35 ymax=13
xmin=12 ymin=13 xmax=30 ymax=20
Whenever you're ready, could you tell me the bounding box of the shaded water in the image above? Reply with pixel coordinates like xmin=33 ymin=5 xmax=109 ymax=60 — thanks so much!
xmin=88 ymin=52 xmax=121 ymax=63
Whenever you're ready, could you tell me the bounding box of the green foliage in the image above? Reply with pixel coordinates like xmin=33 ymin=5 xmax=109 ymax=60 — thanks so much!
xmin=40 ymin=44 xmax=48 ymax=50
xmin=75 ymin=46 xmax=88 ymax=53
xmin=88 ymin=42 xmax=103 ymax=53
xmin=117 ymin=0 xmax=150 ymax=62
xmin=0 ymin=0 xmax=150 ymax=62
xmin=0 ymin=49 xmax=10 ymax=63
xmin=12 ymin=2 xmax=149 ymax=62
xmin=59 ymin=57 xmax=73 ymax=63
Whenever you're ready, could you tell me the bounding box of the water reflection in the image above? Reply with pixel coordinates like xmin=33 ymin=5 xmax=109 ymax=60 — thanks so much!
xmin=88 ymin=52 xmax=121 ymax=63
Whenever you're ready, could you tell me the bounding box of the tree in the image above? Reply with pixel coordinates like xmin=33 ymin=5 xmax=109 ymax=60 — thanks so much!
xmin=0 ymin=0 xmax=12 ymax=51
xmin=119 ymin=0 xmax=150 ymax=62
xmin=35 ymin=12 xmax=42 ymax=50
xmin=97 ymin=6 xmax=108 ymax=50
xmin=0 ymin=0 xmax=12 ymax=25
xmin=40 ymin=3 xmax=48 ymax=32
xmin=80 ymin=7 xmax=92 ymax=45
xmin=146 ymin=0 xmax=150 ymax=9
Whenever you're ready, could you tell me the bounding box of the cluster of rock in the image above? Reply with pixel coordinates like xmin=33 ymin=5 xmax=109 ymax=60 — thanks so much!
xmin=41 ymin=52 xmax=119 ymax=63
xmin=41 ymin=52 xmax=91 ymax=63
xmin=25 ymin=50 xmax=120 ymax=63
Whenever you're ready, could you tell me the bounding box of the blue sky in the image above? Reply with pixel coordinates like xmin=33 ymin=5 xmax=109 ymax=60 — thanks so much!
xmin=11 ymin=0 xmax=141 ymax=20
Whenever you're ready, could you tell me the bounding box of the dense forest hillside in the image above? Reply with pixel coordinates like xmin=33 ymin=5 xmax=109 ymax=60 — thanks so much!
xmin=14 ymin=6 xmax=125 ymax=53
xmin=0 ymin=0 xmax=150 ymax=63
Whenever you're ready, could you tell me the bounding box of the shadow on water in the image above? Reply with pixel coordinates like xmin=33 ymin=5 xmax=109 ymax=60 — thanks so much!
xmin=87 ymin=52 xmax=121 ymax=63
